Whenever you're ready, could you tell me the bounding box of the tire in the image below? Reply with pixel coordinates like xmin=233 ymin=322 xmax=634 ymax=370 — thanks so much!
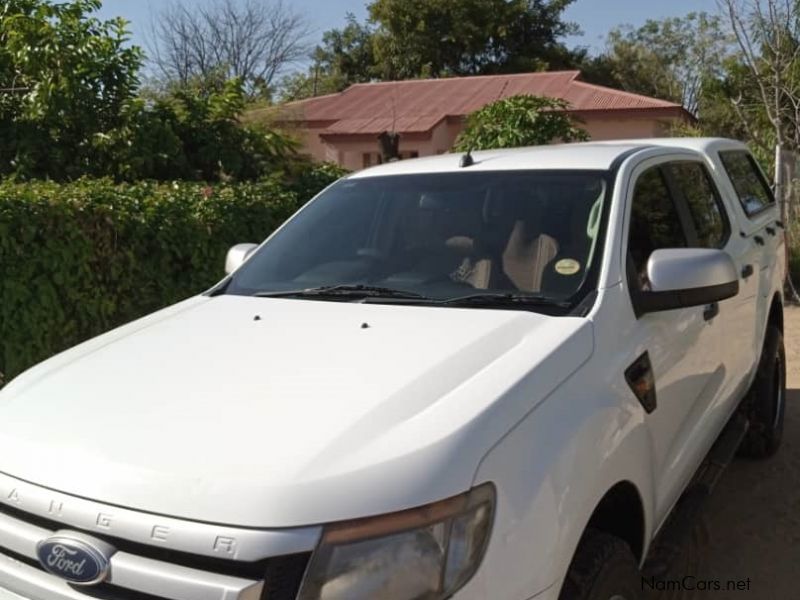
xmin=738 ymin=325 xmax=786 ymax=459
xmin=559 ymin=529 xmax=642 ymax=600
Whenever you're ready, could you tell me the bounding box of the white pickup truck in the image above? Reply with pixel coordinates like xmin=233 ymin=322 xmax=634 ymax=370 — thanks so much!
xmin=0 ymin=138 xmax=786 ymax=600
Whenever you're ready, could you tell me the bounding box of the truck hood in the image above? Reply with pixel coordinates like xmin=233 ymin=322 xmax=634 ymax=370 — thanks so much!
xmin=0 ymin=295 xmax=593 ymax=527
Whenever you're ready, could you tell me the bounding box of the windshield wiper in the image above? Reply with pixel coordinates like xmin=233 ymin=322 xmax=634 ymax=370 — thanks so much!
xmin=253 ymin=286 xmax=570 ymax=309
xmin=253 ymin=284 xmax=430 ymax=300
xmin=438 ymin=292 xmax=571 ymax=309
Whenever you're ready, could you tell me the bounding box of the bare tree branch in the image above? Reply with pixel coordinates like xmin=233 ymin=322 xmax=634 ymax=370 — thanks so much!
xmin=148 ymin=0 xmax=311 ymax=96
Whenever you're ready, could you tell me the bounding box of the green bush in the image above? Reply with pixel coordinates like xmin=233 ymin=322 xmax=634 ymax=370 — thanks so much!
xmin=790 ymin=241 xmax=800 ymax=287
xmin=0 ymin=0 xmax=304 ymax=184
xmin=0 ymin=166 xmax=344 ymax=384
xmin=453 ymin=95 xmax=589 ymax=152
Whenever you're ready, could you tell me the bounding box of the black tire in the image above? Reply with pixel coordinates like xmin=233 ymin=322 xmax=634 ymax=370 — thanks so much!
xmin=738 ymin=325 xmax=786 ymax=459
xmin=559 ymin=529 xmax=642 ymax=600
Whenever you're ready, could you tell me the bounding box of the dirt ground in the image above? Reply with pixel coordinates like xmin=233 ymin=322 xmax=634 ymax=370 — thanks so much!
xmin=650 ymin=306 xmax=800 ymax=600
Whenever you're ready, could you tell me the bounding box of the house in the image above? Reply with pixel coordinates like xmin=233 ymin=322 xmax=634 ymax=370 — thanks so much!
xmin=272 ymin=70 xmax=693 ymax=171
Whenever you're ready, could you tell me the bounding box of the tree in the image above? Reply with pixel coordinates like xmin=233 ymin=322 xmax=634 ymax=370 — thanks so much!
xmin=453 ymin=95 xmax=589 ymax=151
xmin=278 ymin=14 xmax=375 ymax=102
xmin=367 ymin=0 xmax=578 ymax=79
xmin=150 ymin=0 xmax=311 ymax=98
xmin=0 ymin=0 xmax=143 ymax=180
xmin=685 ymin=56 xmax=773 ymax=160
xmin=99 ymin=75 xmax=300 ymax=182
xmin=718 ymin=0 xmax=800 ymax=301
xmin=276 ymin=0 xmax=583 ymax=100
xmin=590 ymin=13 xmax=731 ymax=115
xmin=314 ymin=15 xmax=376 ymax=90
xmin=719 ymin=1 xmax=800 ymax=159
xmin=0 ymin=0 xmax=301 ymax=182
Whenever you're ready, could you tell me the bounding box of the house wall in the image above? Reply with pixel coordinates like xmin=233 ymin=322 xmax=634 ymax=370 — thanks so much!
xmin=300 ymin=129 xmax=340 ymax=164
xmin=581 ymin=117 xmax=675 ymax=140
xmin=296 ymin=115 xmax=681 ymax=170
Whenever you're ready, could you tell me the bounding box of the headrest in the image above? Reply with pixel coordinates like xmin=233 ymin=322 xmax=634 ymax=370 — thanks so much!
xmin=419 ymin=192 xmax=448 ymax=210
xmin=445 ymin=236 xmax=475 ymax=254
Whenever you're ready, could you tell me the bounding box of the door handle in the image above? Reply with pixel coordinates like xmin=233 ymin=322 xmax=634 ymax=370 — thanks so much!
xmin=703 ymin=302 xmax=719 ymax=322
xmin=741 ymin=264 xmax=754 ymax=278
xmin=753 ymin=235 xmax=765 ymax=246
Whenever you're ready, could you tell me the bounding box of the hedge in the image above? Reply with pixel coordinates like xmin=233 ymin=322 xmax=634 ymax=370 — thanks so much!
xmin=0 ymin=166 xmax=344 ymax=384
xmin=790 ymin=218 xmax=800 ymax=281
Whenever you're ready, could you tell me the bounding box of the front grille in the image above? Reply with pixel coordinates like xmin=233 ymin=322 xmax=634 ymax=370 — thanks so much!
xmin=0 ymin=502 xmax=281 ymax=580
xmin=69 ymin=585 xmax=167 ymax=600
xmin=261 ymin=553 xmax=312 ymax=600
xmin=0 ymin=500 xmax=312 ymax=600
xmin=1 ymin=547 xmax=160 ymax=599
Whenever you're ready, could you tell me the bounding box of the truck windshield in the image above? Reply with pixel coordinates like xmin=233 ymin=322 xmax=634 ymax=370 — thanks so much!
xmin=225 ymin=170 xmax=609 ymax=308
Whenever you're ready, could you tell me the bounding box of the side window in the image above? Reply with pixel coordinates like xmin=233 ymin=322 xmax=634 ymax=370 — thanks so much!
xmin=667 ymin=161 xmax=729 ymax=248
xmin=627 ymin=166 xmax=687 ymax=289
xmin=719 ymin=150 xmax=775 ymax=216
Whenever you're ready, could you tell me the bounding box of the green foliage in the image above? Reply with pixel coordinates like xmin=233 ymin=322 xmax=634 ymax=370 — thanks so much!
xmin=453 ymin=95 xmax=589 ymax=151
xmin=790 ymin=239 xmax=800 ymax=288
xmin=0 ymin=165 xmax=344 ymax=384
xmin=368 ymin=0 xmax=578 ymax=79
xmin=278 ymin=13 xmax=377 ymax=102
xmin=0 ymin=0 xmax=144 ymax=180
xmin=284 ymin=162 xmax=348 ymax=200
xmin=112 ymin=76 xmax=301 ymax=182
xmin=278 ymin=14 xmax=375 ymax=102
xmin=277 ymin=72 xmax=341 ymax=103
xmin=279 ymin=0 xmax=581 ymax=100
xmin=0 ymin=1 xmax=300 ymax=182
xmin=787 ymin=216 xmax=800 ymax=288
xmin=590 ymin=13 xmax=731 ymax=115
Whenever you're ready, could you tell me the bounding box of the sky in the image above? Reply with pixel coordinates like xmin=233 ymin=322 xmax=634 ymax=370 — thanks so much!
xmin=96 ymin=0 xmax=720 ymax=67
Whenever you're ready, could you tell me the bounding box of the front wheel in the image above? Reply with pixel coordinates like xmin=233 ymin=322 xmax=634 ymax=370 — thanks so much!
xmin=738 ymin=325 xmax=786 ymax=459
xmin=559 ymin=529 xmax=642 ymax=600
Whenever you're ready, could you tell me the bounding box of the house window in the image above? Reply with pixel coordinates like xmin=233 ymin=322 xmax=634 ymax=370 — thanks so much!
xmin=362 ymin=153 xmax=372 ymax=168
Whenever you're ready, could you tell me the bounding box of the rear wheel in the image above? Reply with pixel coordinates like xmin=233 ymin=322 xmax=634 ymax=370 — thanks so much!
xmin=559 ymin=529 xmax=642 ymax=600
xmin=739 ymin=325 xmax=786 ymax=459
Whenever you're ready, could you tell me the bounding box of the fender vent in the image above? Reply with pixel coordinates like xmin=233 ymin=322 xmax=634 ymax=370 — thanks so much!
xmin=625 ymin=351 xmax=657 ymax=413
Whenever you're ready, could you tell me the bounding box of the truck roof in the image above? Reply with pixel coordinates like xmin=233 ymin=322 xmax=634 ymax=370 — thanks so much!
xmin=349 ymin=137 xmax=750 ymax=178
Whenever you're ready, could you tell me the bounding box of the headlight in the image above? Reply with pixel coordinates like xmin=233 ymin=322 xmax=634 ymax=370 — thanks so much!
xmin=297 ymin=484 xmax=495 ymax=600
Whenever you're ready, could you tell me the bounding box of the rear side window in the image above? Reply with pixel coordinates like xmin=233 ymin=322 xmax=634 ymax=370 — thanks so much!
xmin=627 ymin=166 xmax=687 ymax=288
xmin=667 ymin=161 xmax=729 ymax=248
xmin=719 ymin=151 xmax=775 ymax=216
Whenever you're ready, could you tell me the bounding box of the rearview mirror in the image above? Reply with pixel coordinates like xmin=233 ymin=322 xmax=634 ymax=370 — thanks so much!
xmin=225 ymin=243 xmax=258 ymax=275
xmin=636 ymin=248 xmax=739 ymax=315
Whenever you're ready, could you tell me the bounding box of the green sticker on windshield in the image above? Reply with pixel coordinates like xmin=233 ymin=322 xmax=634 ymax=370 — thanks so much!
xmin=554 ymin=259 xmax=581 ymax=276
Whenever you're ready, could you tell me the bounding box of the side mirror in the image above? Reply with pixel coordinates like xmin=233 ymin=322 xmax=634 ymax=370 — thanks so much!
xmin=636 ymin=248 xmax=739 ymax=315
xmin=225 ymin=243 xmax=258 ymax=275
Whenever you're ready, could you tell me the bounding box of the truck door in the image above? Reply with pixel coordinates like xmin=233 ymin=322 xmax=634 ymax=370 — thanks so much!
xmin=624 ymin=160 xmax=731 ymax=525
xmin=661 ymin=158 xmax=749 ymax=436
xmin=718 ymin=150 xmax=783 ymax=358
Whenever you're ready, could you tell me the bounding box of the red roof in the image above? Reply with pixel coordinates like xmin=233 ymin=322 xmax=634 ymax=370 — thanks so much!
xmin=277 ymin=71 xmax=690 ymax=136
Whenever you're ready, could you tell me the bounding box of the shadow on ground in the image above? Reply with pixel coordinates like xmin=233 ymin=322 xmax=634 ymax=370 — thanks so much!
xmin=645 ymin=389 xmax=800 ymax=600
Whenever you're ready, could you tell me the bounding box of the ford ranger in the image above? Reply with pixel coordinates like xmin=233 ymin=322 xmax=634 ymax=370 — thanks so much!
xmin=0 ymin=138 xmax=786 ymax=600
